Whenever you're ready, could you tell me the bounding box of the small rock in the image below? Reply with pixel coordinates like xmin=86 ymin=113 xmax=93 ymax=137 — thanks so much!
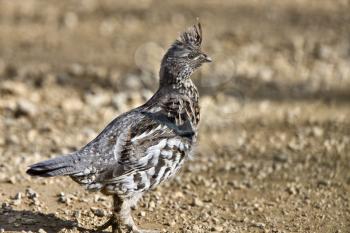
xmin=8 ymin=216 xmax=17 ymax=224
xmin=85 ymin=93 xmax=111 ymax=108
xmin=169 ymin=220 xmax=176 ymax=227
xmin=11 ymin=199 xmax=22 ymax=206
xmin=68 ymin=63 xmax=85 ymax=76
xmin=94 ymin=195 xmax=108 ymax=202
xmin=317 ymin=179 xmax=330 ymax=187
xmin=73 ymin=210 xmax=81 ymax=219
xmin=25 ymin=188 xmax=38 ymax=199
xmin=13 ymin=192 xmax=22 ymax=200
xmin=91 ymin=207 xmax=106 ymax=217
xmin=64 ymin=12 xmax=78 ymax=29
xmin=0 ymin=81 xmax=27 ymax=95
xmin=61 ymin=98 xmax=84 ymax=111
xmin=312 ymin=127 xmax=324 ymax=137
xmin=8 ymin=176 xmax=17 ymax=184
xmin=192 ymin=198 xmax=204 ymax=207
xmin=22 ymin=218 xmax=38 ymax=225
xmin=139 ymin=211 xmax=146 ymax=217
xmin=273 ymin=154 xmax=288 ymax=163
xmin=15 ymin=100 xmax=37 ymax=117
xmin=58 ymin=192 xmax=70 ymax=204
xmin=123 ymin=74 xmax=143 ymax=90
xmin=112 ymin=92 xmax=128 ymax=112
xmin=173 ymin=191 xmax=184 ymax=199
xmin=1 ymin=202 xmax=12 ymax=210
xmin=211 ymin=226 xmax=223 ymax=232
xmin=38 ymin=229 xmax=47 ymax=233
xmin=149 ymin=201 xmax=156 ymax=209
xmin=252 ymin=222 xmax=265 ymax=229
xmin=32 ymin=198 xmax=40 ymax=206
xmin=192 ymin=225 xmax=201 ymax=231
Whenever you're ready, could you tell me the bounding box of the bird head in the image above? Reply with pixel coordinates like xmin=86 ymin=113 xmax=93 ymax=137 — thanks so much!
xmin=160 ymin=22 xmax=212 ymax=86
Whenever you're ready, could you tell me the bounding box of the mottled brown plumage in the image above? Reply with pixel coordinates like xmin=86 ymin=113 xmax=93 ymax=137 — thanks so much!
xmin=27 ymin=23 xmax=211 ymax=233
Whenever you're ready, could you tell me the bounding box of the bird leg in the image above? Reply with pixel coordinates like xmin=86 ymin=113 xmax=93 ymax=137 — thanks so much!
xmin=96 ymin=195 xmax=123 ymax=233
xmin=96 ymin=195 xmax=159 ymax=233
xmin=120 ymin=202 xmax=160 ymax=233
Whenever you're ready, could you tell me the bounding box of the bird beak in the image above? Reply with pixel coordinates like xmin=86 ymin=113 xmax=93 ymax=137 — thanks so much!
xmin=203 ymin=54 xmax=212 ymax=63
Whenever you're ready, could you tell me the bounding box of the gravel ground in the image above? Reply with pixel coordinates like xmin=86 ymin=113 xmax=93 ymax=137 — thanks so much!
xmin=0 ymin=1 xmax=350 ymax=233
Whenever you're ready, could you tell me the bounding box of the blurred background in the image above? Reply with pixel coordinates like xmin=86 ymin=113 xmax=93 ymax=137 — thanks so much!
xmin=0 ymin=0 xmax=350 ymax=232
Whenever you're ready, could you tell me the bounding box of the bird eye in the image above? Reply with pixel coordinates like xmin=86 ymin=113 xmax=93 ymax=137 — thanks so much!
xmin=187 ymin=53 xmax=197 ymax=59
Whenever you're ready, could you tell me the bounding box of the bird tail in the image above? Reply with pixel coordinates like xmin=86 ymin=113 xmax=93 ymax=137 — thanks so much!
xmin=26 ymin=154 xmax=81 ymax=177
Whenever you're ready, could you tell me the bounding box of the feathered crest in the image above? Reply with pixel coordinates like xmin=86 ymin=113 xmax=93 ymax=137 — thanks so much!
xmin=178 ymin=22 xmax=202 ymax=48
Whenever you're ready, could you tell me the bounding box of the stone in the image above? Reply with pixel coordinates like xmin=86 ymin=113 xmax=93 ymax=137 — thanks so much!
xmin=15 ymin=100 xmax=38 ymax=117
xmin=25 ymin=188 xmax=38 ymax=199
xmin=61 ymin=97 xmax=84 ymax=111
xmin=91 ymin=207 xmax=106 ymax=217
xmin=252 ymin=222 xmax=265 ymax=229
xmin=211 ymin=226 xmax=223 ymax=232
xmin=192 ymin=198 xmax=204 ymax=207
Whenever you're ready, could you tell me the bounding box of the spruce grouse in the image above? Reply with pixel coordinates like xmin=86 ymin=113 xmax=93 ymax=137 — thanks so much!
xmin=27 ymin=23 xmax=211 ymax=233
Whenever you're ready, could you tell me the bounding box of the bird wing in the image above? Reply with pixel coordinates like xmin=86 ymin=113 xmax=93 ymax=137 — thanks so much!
xmin=93 ymin=110 xmax=194 ymax=184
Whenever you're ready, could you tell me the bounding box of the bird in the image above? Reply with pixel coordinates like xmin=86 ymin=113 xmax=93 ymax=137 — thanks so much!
xmin=27 ymin=22 xmax=211 ymax=233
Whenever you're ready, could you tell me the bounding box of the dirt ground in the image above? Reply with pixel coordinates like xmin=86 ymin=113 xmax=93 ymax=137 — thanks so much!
xmin=0 ymin=0 xmax=350 ymax=232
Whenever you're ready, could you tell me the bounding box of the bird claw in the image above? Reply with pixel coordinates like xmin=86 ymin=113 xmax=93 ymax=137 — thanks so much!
xmin=131 ymin=228 xmax=159 ymax=233
xmin=95 ymin=216 xmax=122 ymax=233
xmin=96 ymin=216 xmax=160 ymax=233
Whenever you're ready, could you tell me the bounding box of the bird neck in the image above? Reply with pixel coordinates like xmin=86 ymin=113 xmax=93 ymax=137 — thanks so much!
xmin=159 ymin=61 xmax=193 ymax=86
xmin=159 ymin=65 xmax=198 ymax=101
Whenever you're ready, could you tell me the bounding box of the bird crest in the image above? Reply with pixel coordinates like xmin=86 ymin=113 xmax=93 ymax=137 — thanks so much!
xmin=177 ymin=22 xmax=202 ymax=49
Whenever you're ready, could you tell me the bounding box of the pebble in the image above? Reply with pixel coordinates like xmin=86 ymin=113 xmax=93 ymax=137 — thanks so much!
xmin=211 ymin=226 xmax=223 ymax=232
xmin=1 ymin=202 xmax=12 ymax=211
xmin=38 ymin=229 xmax=47 ymax=233
xmin=312 ymin=127 xmax=324 ymax=137
xmin=61 ymin=98 xmax=84 ymax=111
xmin=73 ymin=210 xmax=81 ymax=219
xmin=11 ymin=192 xmax=22 ymax=206
xmin=68 ymin=63 xmax=85 ymax=76
xmin=8 ymin=216 xmax=17 ymax=224
xmin=64 ymin=12 xmax=79 ymax=29
xmin=112 ymin=92 xmax=128 ymax=112
xmin=149 ymin=201 xmax=156 ymax=209
xmin=192 ymin=198 xmax=204 ymax=207
xmin=139 ymin=211 xmax=146 ymax=217
xmin=317 ymin=179 xmax=330 ymax=187
xmin=85 ymin=93 xmax=111 ymax=108
xmin=273 ymin=154 xmax=288 ymax=163
xmin=123 ymin=74 xmax=143 ymax=90
xmin=94 ymin=195 xmax=108 ymax=202
xmin=25 ymin=188 xmax=38 ymax=199
xmin=13 ymin=192 xmax=22 ymax=200
xmin=58 ymin=192 xmax=71 ymax=204
xmin=15 ymin=100 xmax=38 ymax=117
xmin=173 ymin=191 xmax=184 ymax=199
xmin=192 ymin=225 xmax=201 ymax=231
xmin=286 ymin=185 xmax=298 ymax=195
xmin=91 ymin=207 xmax=106 ymax=217
xmin=252 ymin=222 xmax=266 ymax=229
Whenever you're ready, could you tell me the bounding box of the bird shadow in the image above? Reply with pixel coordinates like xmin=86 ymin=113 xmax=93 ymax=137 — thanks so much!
xmin=0 ymin=209 xmax=109 ymax=233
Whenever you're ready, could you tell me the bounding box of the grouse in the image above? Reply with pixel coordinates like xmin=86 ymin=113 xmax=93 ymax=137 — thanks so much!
xmin=27 ymin=22 xmax=211 ymax=233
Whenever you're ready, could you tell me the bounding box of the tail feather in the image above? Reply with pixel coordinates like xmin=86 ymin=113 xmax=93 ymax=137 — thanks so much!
xmin=27 ymin=154 xmax=81 ymax=177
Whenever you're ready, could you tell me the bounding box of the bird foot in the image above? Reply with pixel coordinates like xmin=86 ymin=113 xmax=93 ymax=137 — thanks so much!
xmin=95 ymin=216 xmax=122 ymax=233
xmin=95 ymin=213 xmax=159 ymax=233
xmin=130 ymin=228 xmax=159 ymax=233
